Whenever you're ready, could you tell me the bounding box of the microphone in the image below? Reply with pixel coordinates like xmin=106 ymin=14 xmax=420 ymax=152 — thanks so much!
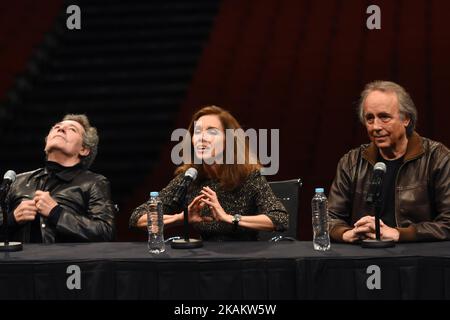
xmin=361 ymin=161 xmax=395 ymax=248
xmin=172 ymin=167 xmax=198 ymax=206
xmin=0 ymin=170 xmax=23 ymax=252
xmin=0 ymin=170 xmax=16 ymax=196
xmin=170 ymin=167 xmax=203 ymax=249
xmin=366 ymin=162 xmax=386 ymax=205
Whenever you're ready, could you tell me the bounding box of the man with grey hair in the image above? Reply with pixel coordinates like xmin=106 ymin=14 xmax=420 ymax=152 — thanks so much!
xmin=328 ymin=81 xmax=450 ymax=242
xmin=1 ymin=114 xmax=116 ymax=242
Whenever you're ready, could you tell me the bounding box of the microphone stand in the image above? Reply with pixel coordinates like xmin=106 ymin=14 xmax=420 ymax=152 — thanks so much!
xmin=171 ymin=190 xmax=203 ymax=249
xmin=361 ymin=196 xmax=395 ymax=248
xmin=0 ymin=192 xmax=23 ymax=252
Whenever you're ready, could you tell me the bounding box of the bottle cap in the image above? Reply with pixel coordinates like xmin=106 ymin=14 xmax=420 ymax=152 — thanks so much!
xmin=315 ymin=188 xmax=325 ymax=193
xmin=150 ymin=191 xmax=159 ymax=197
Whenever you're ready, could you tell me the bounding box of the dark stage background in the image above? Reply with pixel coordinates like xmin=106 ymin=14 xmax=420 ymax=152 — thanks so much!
xmin=1 ymin=0 xmax=449 ymax=241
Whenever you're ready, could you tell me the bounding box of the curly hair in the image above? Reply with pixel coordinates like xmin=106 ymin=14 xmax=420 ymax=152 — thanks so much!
xmin=61 ymin=114 xmax=99 ymax=169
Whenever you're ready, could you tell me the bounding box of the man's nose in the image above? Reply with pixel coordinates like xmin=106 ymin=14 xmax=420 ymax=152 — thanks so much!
xmin=373 ymin=118 xmax=383 ymax=130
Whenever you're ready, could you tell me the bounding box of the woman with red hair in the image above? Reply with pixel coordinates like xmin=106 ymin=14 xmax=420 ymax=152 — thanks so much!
xmin=129 ymin=106 xmax=287 ymax=241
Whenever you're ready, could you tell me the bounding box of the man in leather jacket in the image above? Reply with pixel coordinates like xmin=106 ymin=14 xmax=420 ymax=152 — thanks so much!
xmin=329 ymin=81 xmax=450 ymax=243
xmin=1 ymin=114 xmax=116 ymax=242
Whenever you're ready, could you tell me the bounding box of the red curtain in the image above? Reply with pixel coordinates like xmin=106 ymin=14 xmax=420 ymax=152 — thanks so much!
xmin=129 ymin=0 xmax=450 ymax=240
xmin=0 ymin=0 xmax=62 ymax=101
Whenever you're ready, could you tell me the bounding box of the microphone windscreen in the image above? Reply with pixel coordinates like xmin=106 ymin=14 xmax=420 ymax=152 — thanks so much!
xmin=185 ymin=167 xmax=198 ymax=181
xmin=3 ymin=170 xmax=16 ymax=183
xmin=374 ymin=162 xmax=386 ymax=173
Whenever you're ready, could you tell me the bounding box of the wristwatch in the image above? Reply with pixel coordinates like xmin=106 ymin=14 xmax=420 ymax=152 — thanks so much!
xmin=232 ymin=214 xmax=242 ymax=227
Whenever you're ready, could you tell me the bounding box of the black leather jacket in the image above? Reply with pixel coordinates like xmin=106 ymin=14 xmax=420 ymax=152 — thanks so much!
xmin=1 ymin=166 xmax=116 ymax=243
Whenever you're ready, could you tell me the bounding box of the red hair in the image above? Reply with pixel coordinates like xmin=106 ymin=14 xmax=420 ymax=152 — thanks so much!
xmin=175 ymin=105 xmax=261 ymax=190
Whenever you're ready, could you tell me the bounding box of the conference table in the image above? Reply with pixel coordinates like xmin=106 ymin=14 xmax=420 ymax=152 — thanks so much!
xmin=1 ymin=241 xmax=449 ymax=300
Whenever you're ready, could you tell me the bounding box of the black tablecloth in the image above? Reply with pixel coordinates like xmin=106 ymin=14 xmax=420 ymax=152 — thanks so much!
xmin=1 ymin=241 xmax=450 ymax=299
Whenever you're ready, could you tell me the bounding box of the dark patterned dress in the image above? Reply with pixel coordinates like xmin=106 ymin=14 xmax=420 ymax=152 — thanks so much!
xmin=129 ymin=170 xmax=287 ymax=241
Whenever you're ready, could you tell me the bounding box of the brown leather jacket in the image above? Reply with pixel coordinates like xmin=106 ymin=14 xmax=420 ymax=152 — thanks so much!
xmin=328 ymin=132 xmax=450 ymax=242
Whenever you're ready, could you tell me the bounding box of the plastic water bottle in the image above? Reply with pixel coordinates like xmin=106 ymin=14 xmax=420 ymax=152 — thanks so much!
xmin=147 ymin=191 xmax=165 ymax=254
xmin=311 ymin=188 xmax=330 ymax=251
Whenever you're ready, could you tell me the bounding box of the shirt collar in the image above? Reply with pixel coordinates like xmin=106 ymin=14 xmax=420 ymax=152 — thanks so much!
xmin=33 ymin=161 xmax=84 ymax=182
xmin=363 ymin=131 xmax=424 ymax=165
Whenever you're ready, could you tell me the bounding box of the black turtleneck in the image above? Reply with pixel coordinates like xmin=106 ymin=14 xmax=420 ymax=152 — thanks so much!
xmin=45 ymin=160 xmax=82 ymax=176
